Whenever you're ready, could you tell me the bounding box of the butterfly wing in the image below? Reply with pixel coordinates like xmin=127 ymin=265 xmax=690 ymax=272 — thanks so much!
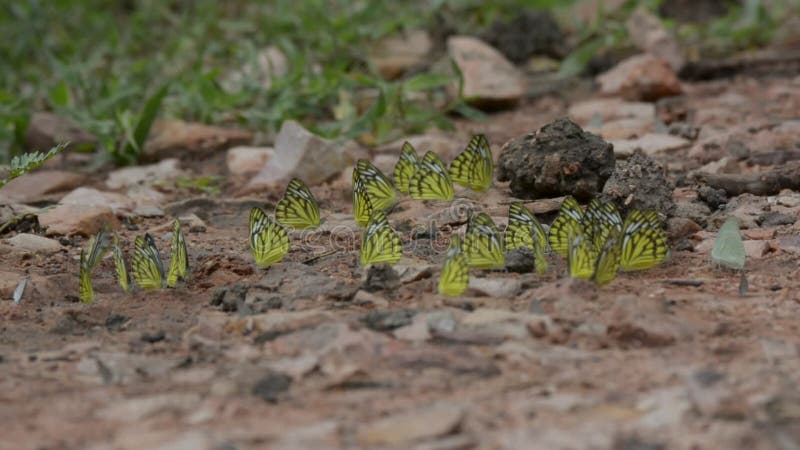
xmin=360 ymin=211 xmax=402 ymax=266
xmin=619 ymin=209 xmax=669 ymax=271
xmin=567 ymin=234 xmax=597 ymax=280
xmin=464 ymin=212 xmax=505 ymax=269
xmin=548 ymin=196 xmax=584 ymax=256
xmin=711 ymin=217 xmax=745 ymax=270
xmin=438 ymin=236 xmax=469 ymax=296
xmin=84 ymin=229 xmax=110 ymax=270
xmin=167 ymin=219 xmax=189 ymax=287
xmin=353 ymin=179 xmax=375 ymax=227
xmin=505 ymin=202 xmax=547 ymax=252
xmin=409 ymin=152 xmax=454 ymax=200
xmin=132 ymin=234 xmax=165 ymax=289
xmin=355 ymin=160 xmax=397 ymax=211
xmin=249 ymin=207 xmax=290 ymax=268
xmin=533 ymin=234 xmax=548 ymax=275
xmin=112 ymin=234 xmax=129 ymax=292
xmin=592 ymin=237 xmax=621 ymax=286
xmin=393 ymin=142 xmax=419 ymax=195
xmin=78 ymin=249 xmax=94 ymax=303
xmin=583 ymin=200 xmax=623 ymax=251
xmin=276 ymin=178 xmax=321 ymax=229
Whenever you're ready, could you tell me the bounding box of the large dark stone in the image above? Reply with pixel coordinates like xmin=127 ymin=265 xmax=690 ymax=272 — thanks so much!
xmin=497 ymin=118 xmax=615 ymax=201
xmin=483 ymin=11 xmax=566 ymax=64
xmin=601 ymin=150 xmax=675 ymax=216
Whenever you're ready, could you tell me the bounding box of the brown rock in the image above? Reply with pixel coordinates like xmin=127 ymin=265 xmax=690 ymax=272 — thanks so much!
xmin=6 ymin=233 xmax=63 ymax=255
xmin=447 ymin=36 xmax=526 ymax=109
xmin=59 ymin=187 xmax=136 ymax=215
xmin=144 ymin=119 xmax=253 ymax=160
xmin=626 ymin=7 xmax=684 ymax=70
xmin=608 ymin=296 xmax=687 ymax=347
xmin=568 ymin=98 xmax=655 ymax=125
xmin=25 ymin=112 xmax=96 ymax=152
xmin=0 ymin=170 xmax=86 ymax=203
xmin=743 ymin=240 xmax=770 ymax=259
xmin=597 ymin=54 xmax=683 ymax=101
xmin=225 ymin=146 xmax=274 ymax=176
xmin=667 ymin=217 xmax=702 ymax=240
xmin=369 ymin=30 xmax=433 ymax=80
xmin=39 ymin=204 xmax=119 ymax=236
xmin=357 ymin=404 xmax=464 ymax=446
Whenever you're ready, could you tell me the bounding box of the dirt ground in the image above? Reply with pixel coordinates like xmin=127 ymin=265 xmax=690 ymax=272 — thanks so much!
xmin=2 ymin=75 xmax=800 ymax=450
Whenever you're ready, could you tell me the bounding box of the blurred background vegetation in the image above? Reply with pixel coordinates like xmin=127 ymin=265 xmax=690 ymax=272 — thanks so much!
xmin=1 ymin=0 xmax=795 ymax=168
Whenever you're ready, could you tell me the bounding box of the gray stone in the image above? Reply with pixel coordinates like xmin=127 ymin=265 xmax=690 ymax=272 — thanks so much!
xmin=225 ymin=146 xmax=273 ymax=175
xmin=106 ymin=159 xmax=184 ymax=190
xmin=602 ymin=150 xmax=675 ymax=216
xmin=597 ymin=54 xmax=683 ymax=101
xmin=357 ymin=403 xmax=464 ymax=446
xmin=6 ymin=233 xmax=62 ymax=255
xmin=447 ymin=36 xmax=526 ymax=109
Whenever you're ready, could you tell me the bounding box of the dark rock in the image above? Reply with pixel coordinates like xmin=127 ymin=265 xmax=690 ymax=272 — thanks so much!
xmin=252 ymin=372 xmax=292 ymax=403
xmin=668 ymin=122 xmax=700 ymax=141
xmin=655 ymin=95 xmax=692 ymax=124
xmin=672 ymin=201 xmax=711 ymax=227
xmin=497 ymin=118 xmax=615 ymax=200
xmin=363 ymin=264 xmax=400 ymax=292
xmin=140 ymin=330 xmax=166 ymax=343
xmin=505 ymin=247 xmax=536 ymax=273
xmin=694 ymin=368 xmax=725 ymax=387
xmin=613 ymin=435 xmax=666 ymax=450
xmin=698 ymin=185 xmax=728 ymax=210
xmin=363 ymin=309 xmax=417 ymax=332
xmin=659 ymin=0 xmax=733 ymax=23
xmin=252 ymin=263 xmax=355 ymax=301
xmin=602 ymin=150 xmax=675 ymax=216
xmin=210 ymin=284 xmax=248 ymax=312
xmin=758 ymin=211 xmax=796 ymax=227
xmin=483 ymin=11 xmax=565 ymax=64
xmin=105 ymin=314 xmax=130 ymax=332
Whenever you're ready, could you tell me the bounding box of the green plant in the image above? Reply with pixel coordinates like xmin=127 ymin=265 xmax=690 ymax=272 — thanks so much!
xmin=0 ymin=143 xmax=66 ymax=189
xmin=112 ymin=84 xmax=168 ymax=166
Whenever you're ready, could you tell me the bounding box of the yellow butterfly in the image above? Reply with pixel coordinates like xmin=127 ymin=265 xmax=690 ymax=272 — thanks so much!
xmin=132 ymin=233 xmax=165 ymax=290
xmin=112 ymin=233 xmax=129 ymax=293
xmin=354 ymin=160 xmax=397 ymax=212
xmin=505 ymin=202 xmax=548 ymax=252
xmin=409 ymin=151 xmax=455 ymax=201
xmin=78 ymin=230 xmax=110 ymax=303
xmin=249 ymin=207 xmax=290 ymax=268
xmin=438 ymin=235 xmax=469 ymax=296
xmin=548 ymin=196 xmax=584 ymax=257
xmin=464 ymin=212 xmax=505 ymax=269
xmin=353 ymin=177 xmax=375 ymax=227
xmin=360 ymin=210 xmax=402 ymax=266
xmin=582 ymin=199 xmax=623 ymax=252
xmin=166 ymin=219 xmax=188 ymax=288
xmin=592 ymin=236 xmax=621 ymax=286
xmin=450 ymin=134 xmax=493 ymax=192
xmin=619 ymin=209 xmax=669 ymax=271
xmin=79 ymin=249 xmax=94 ymax=304
xmin=567 ymin=234 xmax=597 ymax=280
xmin=276 ymin=178 xmax=321 ymax=230
xmin=393 ymin=141 xmax=419 ymax=195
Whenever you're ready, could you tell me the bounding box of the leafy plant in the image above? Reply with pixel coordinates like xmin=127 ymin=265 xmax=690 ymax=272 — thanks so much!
xmin=111 ymin=84 xmax=169 ymax=166
xmin=0 ymin=143 xmax=67 ymax=189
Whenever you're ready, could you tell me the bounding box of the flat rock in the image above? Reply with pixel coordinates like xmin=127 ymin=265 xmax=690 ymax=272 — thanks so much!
xmin=39 ymin=204 xmax=118 ymax=236
xmin=144 ymin=119 xmax=253 ymax=160
xmin=369 ymin=29 xmax=432 ymax=79
xmin=497 ymin=118 xmax=615 ymax=200
xmin=226 ymin=146 xmax=273 ymax=175
xmin=357 ymin=403 xmax=464 ymax=446
xmin=106 ymin=159 xmax=184 ymax=190
xmin=568 ymin=98 xmax=655 ymax=125
xmin=468 ymin=277 xmax=522 ymax=297
xmin=611 ymin=133 xmax=690 ymax=157
xmin=6 ymin=233 xmax=62 ymax=255
xmin=743 ymin=240 xmax=770 ymax=259
xmin=597 ymin=53 xmax=683 ymax=101
xmin=246 ymin=120 xmax=358 ymax=190
xmin=59 ymin=187 xmax=135 ymax=215
xmin=0 ymin=170 xmax=86 ymax=203
xmin=447 ymin=35 xmax=526 ymax=109
xmin=25 ymin=112 xmax=96 ymax=152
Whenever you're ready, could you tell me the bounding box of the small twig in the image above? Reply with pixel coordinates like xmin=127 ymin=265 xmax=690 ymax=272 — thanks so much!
xmin=302 ymin=249 xmax=337 ymax=265
xmin=664 ymin=279 xmax=704 ymax=287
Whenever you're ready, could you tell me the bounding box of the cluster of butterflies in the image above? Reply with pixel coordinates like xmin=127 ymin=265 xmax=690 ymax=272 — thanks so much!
xmin=80 ymin=133 xmax=670 ymax=301
xmin=77 ymin=219 xmax=188 ymax=303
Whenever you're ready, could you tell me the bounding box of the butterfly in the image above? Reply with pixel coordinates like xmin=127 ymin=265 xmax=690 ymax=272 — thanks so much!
xmin=353 ymin=177 xmax=375 ymax=227
xmin=276 ymin=178 xmax=321 ymax=230
xmin=112 ymin=233 xmax=129 ymax=292
xmin=711 ymin=217 xmax=745 ymax=270
xmin=582 ymin=199 xmax=623 ymax=252
xmin=78 ymin=230 xmax=110 ymax=303
xmin=619 ymin=209 xmax=669 ymax=271
xmin=505 ymin=202 xmax=548 ymax=252
xmin=591 ymin=236 xmax=621 ymax=286
xmin=393 ymin=141 xmax=420 ymax=195
xmin=132 ymin=233 xmax=166 ymax=289
xmin=567 ymin=234 xmax=597 ymax=280
xmin=463 ymin=212 xmax=505 ymax=269
xmin=409 ymin=151 xmax=455 ymax=201
xmin=354 ymin=160 xmax=397 ymax=212
xmin=438 ymin=235 xmax=469 ymax=296
xmin=166 ymin=219 xmax=189 ymax=287
xmin=450 ymin=134 xmax=493 ymax=192
xmin=249 ymin=207 xmax=290 ymax=268
xmin=548 ymin=196 xmax=585 ymax=257
xmin=360 ymin=210 xmax=402 ymax=266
